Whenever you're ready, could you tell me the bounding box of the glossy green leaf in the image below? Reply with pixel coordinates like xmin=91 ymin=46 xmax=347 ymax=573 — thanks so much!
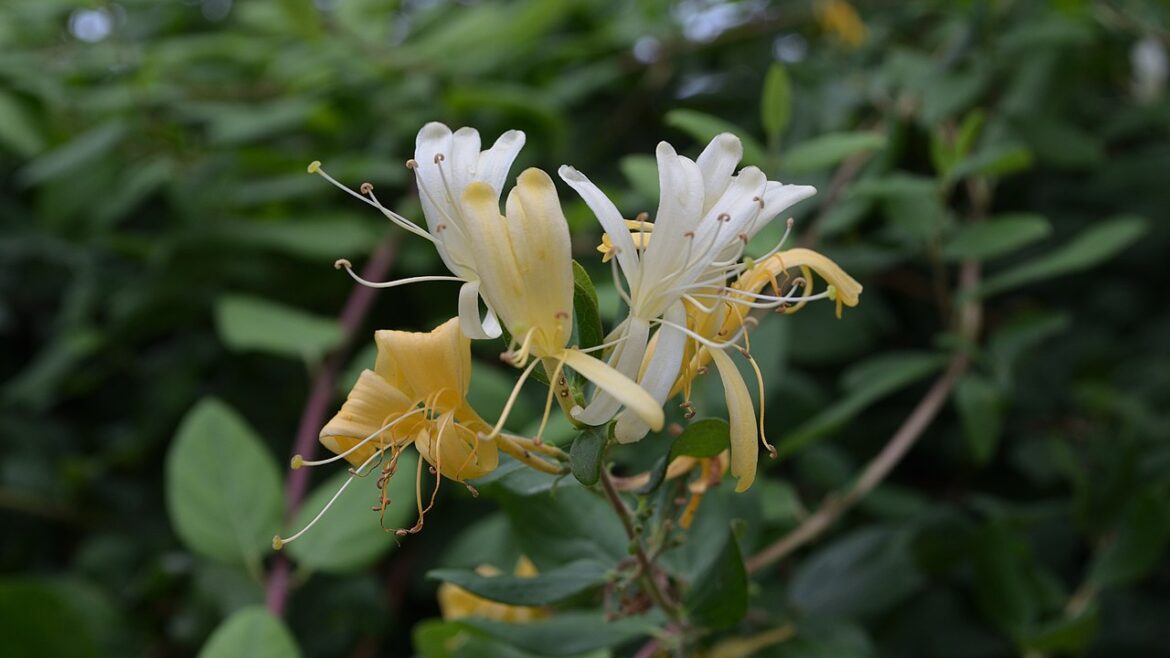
xmin=285 ymin=452 xmax=417 ymax=572
xmin=197 ymin=606 xmax=301 ymax=658
xmin=572 ymin=261 xmax=604 ymax=352
xmin=220 ymin=214 xmax=382 ymax=261
xmin=942 ymin=213 xmax=1052 ymax=262
xmin=975 ymin=216 xmax=1147 ymax=298
xmin=428 ymin=559 xmax=607 ymax=606
xmin=497 ymin=484 xmax=627 ymax=569
xmin=665 ymin=109 xmax=767 ymax=165
xmin=569 ymin=426 xmax=606 ymax=486
xmin=761 ymin=62 xmax=793 ymax=143
xmin=215 ymin=294 xmax=343 ymax=362
xmin=639 ymin=418 xmax=731 ymax=494
xmin=954 ymin=373 xmax=1004 ymax=465
xmin=782 ymin=132 xmax=886 ymax=173
xmin=165 ymin=398 xmax=282 ymax=567
xmin=685 ymin=529 xmax=748 ymax=629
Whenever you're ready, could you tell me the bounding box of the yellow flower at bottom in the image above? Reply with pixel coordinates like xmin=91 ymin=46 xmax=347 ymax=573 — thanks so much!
xmin=437 ymin=557 xmax=548 ymax=623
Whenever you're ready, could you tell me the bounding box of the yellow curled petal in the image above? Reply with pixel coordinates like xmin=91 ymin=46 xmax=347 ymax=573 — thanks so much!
xmin=375 ymin=318 xmax=471 ymax=408
xmin=739 ymin=248 xmax=862 ymax=310
xmin=414 ymin=411 xmax=499 ymax=482
xmin=708 ymin=349 xmax=757 ymax=492
xmin=319 ymin=370 xmax=415 ymax=467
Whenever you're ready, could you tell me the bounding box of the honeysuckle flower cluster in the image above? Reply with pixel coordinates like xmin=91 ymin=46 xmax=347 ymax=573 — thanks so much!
xmin=273 ymin=122 xmax=861 ymax=549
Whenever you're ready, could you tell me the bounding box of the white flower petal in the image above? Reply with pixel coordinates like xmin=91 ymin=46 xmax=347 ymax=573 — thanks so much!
xmin=450 ymin=127 xmax=482 ymax=192
xmin=457 ymin=280 xmax=503 ymax=340
xmin=570 ymin=317 xmax=650 ymax=426
xmin=695 ymin=133 xmax=742 ymax=213
xmin=564 ymin=348 xmax=663 ymax=432
xmin=559 ymin=164 xmax=640 ymax=278
xmin=477 ymin=130 xmax=526 ymax=194
xmin=613 ymin=301 xmax=688 ymax=443
xmin=640 ymin=142 xmax=705 ymax=295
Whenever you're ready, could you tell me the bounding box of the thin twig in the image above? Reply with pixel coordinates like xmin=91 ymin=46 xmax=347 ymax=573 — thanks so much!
xmin=598 ymin=469 xmax=685 ymax=626
xmin=747 ymin=256 xmax=982 ymax=574
xmin=265 ymin=238 xmax=399 ymax=616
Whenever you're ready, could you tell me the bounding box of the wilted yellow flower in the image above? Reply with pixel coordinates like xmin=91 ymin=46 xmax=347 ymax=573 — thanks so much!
xmin=273 ymin=319 xmax=564 ymax=549
xmin=437 ymin=557 xmax=548 ymax=623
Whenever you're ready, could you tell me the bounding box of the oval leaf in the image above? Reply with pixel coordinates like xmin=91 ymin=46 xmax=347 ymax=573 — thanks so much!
xmin=569 ymin=426 xmax=606 ymax=486
xmin=197 ymin=607 xmax=301 ymax=658
xmin=166 ymin=398 xmax=282 ymax=567
xmin=215 ymin=294 xmax=343 ymax=362
xmin=783 ymin=132 xmax=886 ymax=173
xmin=761 ymin=62 xmax=792 ymax=142
xmin=665 ymin=109 xmax=768 ymax=165
xmin=943 ymin=213 xmax=1052 ymax=262
xmin=684 ymin=529 xmax=747 ymax=629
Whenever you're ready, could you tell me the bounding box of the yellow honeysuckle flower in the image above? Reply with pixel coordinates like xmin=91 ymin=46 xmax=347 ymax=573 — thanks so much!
xmin=437 ymin=556 xmax=548 ymax=623
xmin=561 ymin=135 xmax=816 ymax=444
xmin=273 ymin=319 xmax=565 ymax=549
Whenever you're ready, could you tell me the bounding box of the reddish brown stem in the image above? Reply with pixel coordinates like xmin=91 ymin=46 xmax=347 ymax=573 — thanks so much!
xmin=265 ymin=239 xmax=398 ymax=616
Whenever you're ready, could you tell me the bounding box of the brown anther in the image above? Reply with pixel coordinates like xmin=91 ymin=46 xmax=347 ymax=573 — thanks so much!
xmin=395 ymin=528 xmax=409 ymax=537
xmin=334 ymin=258 xmax=352 ymax=270
xmin=428 ymin=466 xmax=437 ymax=475
xmin=668 ymin=422 xmax=685 ymax=437
xmin=433 ymin=153 xmax=445 ymax=164
xmin=683 ymin=231 xmax=695 ymax=238
xmin=436 ymin=223 xmax=447 ymax=232
xmin=766 ymin=446 xmax=779 ymax=459
xmin=533 ymin=436 xmax=543 ymax=446
xmin=738 ymin=233 xmax=749 ymax=244
xmin=717 ymin=212 xmax=731 ymax=222
xmin=635 ymin=211 xmax=649 ymax=222
xmin=555 ymin=310 xmax=569 ymax=319
xmin=684 ymin=408 xmax=696 ymax=419
xmin=405 ymin=158 xmax=418 ymax=169
xmin=465 ymin=484 xmax=480 ymax=497
xmin=697 ymin=366 xmax=708 ymax=375
xmin=360 ymin=182 xmax=374 ymax=195
xmin=753 ymin=195 xmax=765 ymax=208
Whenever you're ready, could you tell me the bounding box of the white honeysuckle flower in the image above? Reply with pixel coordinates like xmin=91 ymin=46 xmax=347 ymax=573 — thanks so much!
xmin=559 ymin=133 xmax=817 ymax=442
xmin=308 ymin=122 xmax=526 ymax=340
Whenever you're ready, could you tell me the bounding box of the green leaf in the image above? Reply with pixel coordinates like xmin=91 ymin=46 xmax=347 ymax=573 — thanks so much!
xmin=788 ymin=526 xmax=923 ymax=620
xmin=0 ymin=91 xmax=45 ymax=157
xmin=782 ymin=132 xmax=886 ymax=173
xmin=948 ymin=144 xmax=1033 ymax=181
xmin=197 ymin=606 xmax=301 ymax=658
xmin=428 ymin=559 xmax=607 ymax=606
xmin=456 ymin=611 xmax=658 ymax=656
xmin=497 ymin=484 xmax=627 ymax=569
xmin=220 ymin=214 xmax=382 ymax=261
xmin=685 ymin=529 xmax=748 ymax=629
xmin=761 ymin=62 xmax=793 ymax=143
xmin=285 ymin=452 xmax=417 ymax=572
xmin=18 ymin=121 xmax=127 ymax=186
xmin=672 ymin=418 xmax=731 ymax=458
xmin=1086 ymin=488 xmax=1170 ymax=592
xmin=954 ymin=373 xmax=1004 ymax=465
xmin=0 ymin=579 xmax=100 ymax=658
xmin=942 ymin=213 xmax=1052 ymax=262
xmin=665 ymin=109 xmax=768 ymax=165
xmin=165 ymin=398 xmax=282 ymax=568
xmin=971 ymin=522 xmax=1038 ymax=639
xmin=571 ymin=261 xmax=604 ymax=352
xmin=778 ymin=352 xmax=946 ymax=457
xmin=214 ymin=294 xmax=343 ymax=362
xmin=569 ymin=426 xmax=606 ymax=486
xmin=975 ymin=216 xmax=1147 ymax=298
xmin=639 ymin=419 xmax=731 ymax=494
xmin=619 ymin=154 xmax=659 ymax=200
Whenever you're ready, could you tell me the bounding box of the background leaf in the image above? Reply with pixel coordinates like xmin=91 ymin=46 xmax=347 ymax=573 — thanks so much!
xmin=197 ymin=607 xmax=301 ymax=658
xmin=215 ymin=294 xmax=344 ymax=362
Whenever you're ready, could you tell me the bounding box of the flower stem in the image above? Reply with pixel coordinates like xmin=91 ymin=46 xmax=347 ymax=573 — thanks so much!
xmin=265 ymin=238 xmax=399 ymax=616
xmin=598 ymin=468 xmax=685 ymax=626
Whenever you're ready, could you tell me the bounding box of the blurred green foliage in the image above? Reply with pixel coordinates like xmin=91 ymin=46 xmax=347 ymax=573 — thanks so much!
xmin=2 ymin=0 xmax=1169 ymax=656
